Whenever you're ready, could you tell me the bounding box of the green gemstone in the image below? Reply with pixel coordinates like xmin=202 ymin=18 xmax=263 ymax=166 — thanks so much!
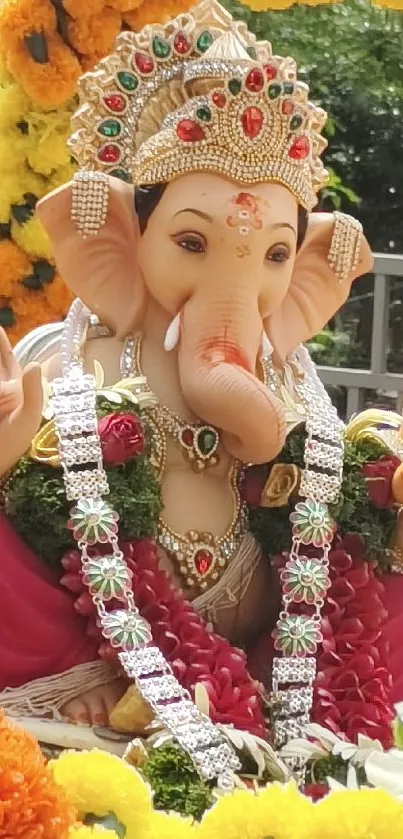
xmin=246 ymin=46 xmax=257 ymax=59
xmin=98 ymin=118 xmax=121 ymax=138
xmin=228 ymin=78 xmax=242 ymax=96
xmin=197 ymin=30 xmax=213 ymax=52
xmin=117 ymin=70 xmax=139 ymax=92
xmin=197 ymin=428 xmax=218 ymax=456
xmin=290 ymin=114 xmax=303 ymax=130
xmin=283 ymin=82 xmax=294 ymax=95
xmin=152 ymin=35 xmax=171 ymax=59
xmin=196 ymin=106 xmax=212 ymax=122
xmin=268 ymin=83 xmax=282 ymax=100
xmin=110 ymin=168 xmax=130 ymax=182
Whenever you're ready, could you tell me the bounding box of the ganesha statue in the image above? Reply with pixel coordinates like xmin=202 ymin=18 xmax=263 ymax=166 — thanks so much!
xmin=1 ymin=0 xmax=403 ymax=786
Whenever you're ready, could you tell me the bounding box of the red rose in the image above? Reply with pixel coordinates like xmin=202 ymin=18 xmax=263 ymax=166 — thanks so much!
xmin=362 ymin=454 xmax=400 ymax=509
xmin=241 ymin=466 xmax=268 ymax=506
xmin=98 ymin=412 xmax=145 ymax=465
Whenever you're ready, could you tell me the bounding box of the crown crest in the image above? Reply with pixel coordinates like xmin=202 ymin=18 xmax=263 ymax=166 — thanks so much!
xmin=69 ymin=0 xmax=328 ymax=211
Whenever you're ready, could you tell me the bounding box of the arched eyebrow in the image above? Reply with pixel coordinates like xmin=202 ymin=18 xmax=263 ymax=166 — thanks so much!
xmin=271 ymin=222 xmax=297 ymax=237
xmin=174 ymin=209 xmax=297 ymax=237
xmin=174 ymin=208 xmax=213 ymax=222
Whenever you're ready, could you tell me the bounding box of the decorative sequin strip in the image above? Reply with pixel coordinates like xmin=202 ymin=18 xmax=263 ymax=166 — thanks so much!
xmin=51 ymin=314 xmax=240 ymax=790
xmin=71 ymin=170 xmax=109 ymax=238
xmin=262 ymin=351 xmax=344 ymax=752
xmin=327 ymin=211 xmax=363 ymax=284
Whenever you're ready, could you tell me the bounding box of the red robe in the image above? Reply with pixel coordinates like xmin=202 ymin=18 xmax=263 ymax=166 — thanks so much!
xmin=0 ymin=512 xmax=402 ymax=720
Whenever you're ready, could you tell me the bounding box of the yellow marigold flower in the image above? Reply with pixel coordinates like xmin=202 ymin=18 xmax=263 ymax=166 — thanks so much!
xmin=68 ymin=8 xmax=121 ymax=58
xmin=6 ymin=34 xmax=80 ymax=109
xmin=148 ymin=811 xmax=195 ymax=839
xmin=27 ymin=129 xmax=71 ymax=175
xmin=199 ymin=784 xmax=312 ymax=839
xmin=0 ymin=240 xmax=32 ymax=296
xmin=12 ymin=215 xmax=51 ymax=259
xmin=48 ymin=161 xmax=77 ymax=190
xmin=312 ymin=788 xmax=403 ymax=839
xmin=123 ymin=0 xmax=194 ymax=29
xmin=0 ymin=168 xmax=43 ymax=221
xmin=0 ymin=0 xmax=56 ymax=53
xmin=50 ymin=749 xmax=152 ymax=839
xmin=0 ymin=131 xmax=29 ymax=174
xmin=0 ymin=82 xmax=31 ymax=129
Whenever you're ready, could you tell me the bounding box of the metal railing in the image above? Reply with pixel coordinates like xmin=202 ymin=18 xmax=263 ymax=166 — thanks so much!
xmin=317 ymin=253 xmax=403 ymax=418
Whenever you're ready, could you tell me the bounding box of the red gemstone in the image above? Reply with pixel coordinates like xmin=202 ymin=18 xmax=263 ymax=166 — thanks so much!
xmin=211 ymin=91 xmax=226 ymax=108
xmin=194 ymin=549 xmax=214 ymax=576
xmin=282 ymin=100 xmax=294 ymax=116
xmin=288 ymin=136 xmax=310 ymax=160
xmin=98 ymin=143 xmax=121 ymax=163
xmin=103 ymin=93 xmax=126 ymax=113
xmin=134 ymin=51 xmax=154 ymax=74
xmin=181 ymin=428 xmax=194 ymax=447
xmin=176 ymin=119 xmax=206 ymax=142
xmin=241 ymin=106 xmax=263 ymax=139
xmin=174 ymin=31 xmax=191 ymax=54
xmin=264 ymin=64 xmax=277 ymax=81
xmin=245 ymin=68 xmax=264 ymax=93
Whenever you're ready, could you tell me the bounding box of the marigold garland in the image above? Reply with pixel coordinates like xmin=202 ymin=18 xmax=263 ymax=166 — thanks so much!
xmin=0 ymin=0 xmax=195 ymax=344
xmin=0 ymin=710 xmax=76 ymax=838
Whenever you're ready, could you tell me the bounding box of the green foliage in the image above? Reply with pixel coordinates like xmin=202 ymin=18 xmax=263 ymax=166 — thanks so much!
xmin=142 ymin=744 xmax=213 ymax=820
xmin=5 ymin=398 xmax=162 ymax=569
xmin=249 ymin=430 xmax=396 ymax=566
xmin=308 ymin=328 xmax=355 ymax=368
xmin=225 ymin=0 xmax=403 ymax=252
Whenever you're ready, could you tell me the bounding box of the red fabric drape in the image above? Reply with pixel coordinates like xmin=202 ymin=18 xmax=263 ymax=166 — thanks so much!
xmin=0 ymin=513 xmax=98 ymax=691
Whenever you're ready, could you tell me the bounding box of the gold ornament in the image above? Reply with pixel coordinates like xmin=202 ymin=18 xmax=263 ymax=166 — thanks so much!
xmin=261 ymin=463 xmax=300 ymax=508
xmin=345 ymin=409 xmax=403 ymax=460
xmin=327 ymin=211 xmax=363 ymax=284
xmin=69 ymin=0 xmax=328 ymax=211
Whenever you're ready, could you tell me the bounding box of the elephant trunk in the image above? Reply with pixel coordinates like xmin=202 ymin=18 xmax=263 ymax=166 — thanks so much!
xmin=177 ymin=292 xmax=287 ymax=465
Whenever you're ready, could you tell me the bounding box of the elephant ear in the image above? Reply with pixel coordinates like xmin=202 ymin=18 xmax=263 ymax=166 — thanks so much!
xmin=37 ymin=177 xmax=145 ymax=338
xmin=265 ymin=212 xmax=374 ymax=360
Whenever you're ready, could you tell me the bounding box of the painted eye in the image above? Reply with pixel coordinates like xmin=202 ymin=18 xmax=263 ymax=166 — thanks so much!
xmin=172 ymin=233 xmax=206 ymax=253
xmin=266 ymin=244 xmax=290 ymax=264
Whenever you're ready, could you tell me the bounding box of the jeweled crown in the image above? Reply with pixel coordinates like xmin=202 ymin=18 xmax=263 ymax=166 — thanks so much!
xmin=69 ymin=0 xmax=328 ymax=210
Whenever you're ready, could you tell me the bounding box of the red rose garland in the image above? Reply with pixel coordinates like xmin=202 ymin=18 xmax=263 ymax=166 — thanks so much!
xmin=61 ymin=538 xmax=267 ymax=739
xmin=314 ymin=533 xmax=394 ymax=747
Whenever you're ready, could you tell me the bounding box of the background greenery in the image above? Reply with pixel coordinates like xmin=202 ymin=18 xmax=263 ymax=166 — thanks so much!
xmin=225 ymin=0 xmax=403 ymax=254
xmin=223 ymin=0 xmax=403 ymax=381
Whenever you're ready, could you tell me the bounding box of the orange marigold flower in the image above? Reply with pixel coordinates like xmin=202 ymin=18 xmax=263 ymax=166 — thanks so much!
xmin=6 ymin=34 xmax=80 ymax=109
xmin=0 ymin=0 xmax=56 ymax=54
xmin=123 ymin=0 xmax=194 ymax=29
xmin=0 ymin=710 xmax=76 ymax=838
xmin=64 ymin=0 xmax=107 ymax=16
xmin=0 ymin=240 xmax=32 ymax=297
xmin=44 ymin=272 xmax=73 ymax=317
xmin=68 ymin=8 xmax=121 ymax=58
xmin=108 ymin=0 xmax=144 ymax=11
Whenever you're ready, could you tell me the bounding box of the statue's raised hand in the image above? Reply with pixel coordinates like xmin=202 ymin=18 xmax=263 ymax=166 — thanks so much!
xmin=0 ymin=328 xmax=43 ymax=477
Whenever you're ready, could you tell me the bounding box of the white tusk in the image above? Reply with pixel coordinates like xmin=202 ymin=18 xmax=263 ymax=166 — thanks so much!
xmin=164 ymin=313 xmax=181 ymax=352
xmin=260 ymin=331 xmax=273 ymax=359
